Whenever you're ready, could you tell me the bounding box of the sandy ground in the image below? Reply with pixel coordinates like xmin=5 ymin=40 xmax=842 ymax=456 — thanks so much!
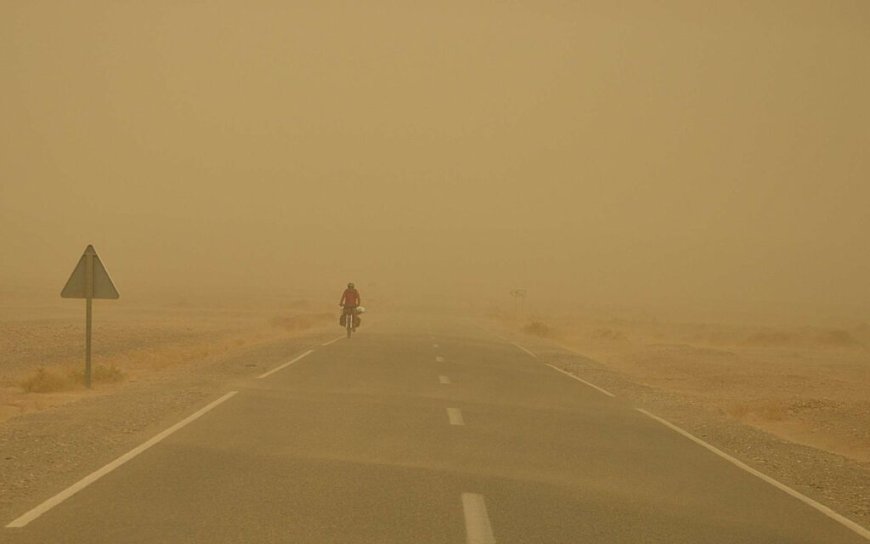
xmin=0 ymin=299 xmax=334 ymax=424
xmin=543 ymin=318 xmax=870 ymax=464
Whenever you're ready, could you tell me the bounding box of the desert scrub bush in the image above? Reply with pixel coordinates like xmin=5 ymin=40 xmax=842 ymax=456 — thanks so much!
xmin=590 ymin=328 xmax=628 ymax=342
xmin=523 ymin=321 xmax=552 ymax=337
xmin=814 ymin=329 xmax=860 ymax=348
xmin=69 ymin=364 xmax=126 ymax=385
xmin=93 ymin=364 xmax=125 ymax=383
xmin=20 ymin=367 xmax=74 ymax=393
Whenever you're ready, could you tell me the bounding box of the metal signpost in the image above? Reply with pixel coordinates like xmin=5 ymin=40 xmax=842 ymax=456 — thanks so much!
xmin=61 ymin=245 xmax=119 ymax=388
xmin=510 ymin=288 xmax=527 ymax=319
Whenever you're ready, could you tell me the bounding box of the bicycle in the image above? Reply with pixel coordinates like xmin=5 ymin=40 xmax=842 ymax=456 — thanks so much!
xmin=341 ymin=306 xmax=360 ymax=338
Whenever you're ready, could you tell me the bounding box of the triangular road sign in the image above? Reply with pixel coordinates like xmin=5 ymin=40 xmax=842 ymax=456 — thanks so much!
xmin=61 ymin=245 xmax=120 ymax=299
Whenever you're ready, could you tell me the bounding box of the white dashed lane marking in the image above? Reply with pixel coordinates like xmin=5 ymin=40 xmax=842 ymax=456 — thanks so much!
xmin=462 ymin=493 xmax=496 ymax=544
xmin=447 ymin=408 xmax=465 ymax=426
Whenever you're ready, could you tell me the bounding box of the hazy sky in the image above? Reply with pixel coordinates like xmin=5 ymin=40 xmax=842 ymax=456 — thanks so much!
xmin=2 ymin=1 xmax=868 ymax=316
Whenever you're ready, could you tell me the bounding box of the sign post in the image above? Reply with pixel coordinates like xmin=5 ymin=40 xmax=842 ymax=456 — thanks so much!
xmin=61 ymin=245 xmax=119 ymax=388
xmin=510 ymin=288 xmax=527 ymax=320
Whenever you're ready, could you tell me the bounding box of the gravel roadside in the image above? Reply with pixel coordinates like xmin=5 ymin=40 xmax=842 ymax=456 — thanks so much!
xmin=0 ymin=328 xmax=334 ymax=526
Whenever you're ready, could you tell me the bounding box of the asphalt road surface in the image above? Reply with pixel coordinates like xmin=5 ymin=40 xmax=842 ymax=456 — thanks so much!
xmin=5 ymin=316 xmax=869 ymax=543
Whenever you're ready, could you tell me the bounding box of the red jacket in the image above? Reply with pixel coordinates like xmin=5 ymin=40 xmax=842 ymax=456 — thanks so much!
xmin=340 ymin=288 xmax=360 ymax=307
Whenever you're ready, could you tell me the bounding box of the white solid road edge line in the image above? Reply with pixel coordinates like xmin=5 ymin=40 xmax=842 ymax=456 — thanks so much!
xmin=472 ymin=323 xmax=509 ymax=343
xmin=512 ymin=343 xmax=538 ymax=359
xmin=447 ymin=407 xmax=465 ymax=426
xmin=636 ymin=408 xmax=870 ymax=541
xmin=546 ymin=364 xmax=616 ymax=398
xmin=257 ymin=349 xmax=314 ymax=379
xmin=462 ymin=493 xmax=496 ymax=544
xmin=321 ymin=336 xmax=344 ymax=346
xmin=6 ymin=391 xmax=239 ymax=529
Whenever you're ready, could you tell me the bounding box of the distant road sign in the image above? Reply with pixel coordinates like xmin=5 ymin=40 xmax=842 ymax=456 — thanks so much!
xmin=61 ymin=245 xmax=119 ymax=388
xmin=61 ymin=245 xmax=119 ymax=299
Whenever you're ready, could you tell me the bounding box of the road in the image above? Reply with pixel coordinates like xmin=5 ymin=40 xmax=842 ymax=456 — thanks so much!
xmin=4 ymin=316 xmax=868 ymax=542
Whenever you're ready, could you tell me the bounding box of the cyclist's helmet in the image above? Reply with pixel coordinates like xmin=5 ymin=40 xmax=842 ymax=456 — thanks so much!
xmin=348 ymin=282 xmax=355 ymax=288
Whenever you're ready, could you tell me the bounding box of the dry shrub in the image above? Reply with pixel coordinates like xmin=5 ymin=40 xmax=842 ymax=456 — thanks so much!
xmin=92 ymin=364 xmax=126 ymax=383
xmin=787 ymin=398 xmax=844 ymax=412
xmin=744 ymin=328 xmax=861 ymax=348
xmin=21 ymin=364 xmax=127 ymax=391
xmin=813 ymin=329 xmax=860 ymax=348
xmin=523 ymin=321 xmax=552 ymax=337
xmin=20 ymin=367 xmax=74 ymax=393
xmin=68 ymin=364 xmax=126 ymax=386
xmin=743 ymin=331 xmax=797 ymax=347
xmin=590 ymin=328 xmax=628 ymax=342
xmin=760 ymin=403 xmax=787 ymax=421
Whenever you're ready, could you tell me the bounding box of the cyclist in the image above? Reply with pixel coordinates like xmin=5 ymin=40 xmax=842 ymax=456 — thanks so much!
xmin=339 ymin=282 xmax=362 ymax=329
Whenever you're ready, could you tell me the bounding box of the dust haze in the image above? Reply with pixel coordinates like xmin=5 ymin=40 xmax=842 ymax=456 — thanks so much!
xmin=2 ymin=1 xmax=869 ymax=322
xmin=3 ymin=3 xmax=870 ymax=530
